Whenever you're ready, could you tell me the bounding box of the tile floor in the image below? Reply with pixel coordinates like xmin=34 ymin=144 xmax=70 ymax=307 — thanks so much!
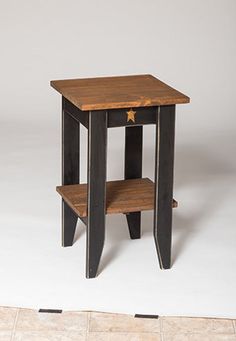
xmin=0 ymin=307 xmax=236 ymax=340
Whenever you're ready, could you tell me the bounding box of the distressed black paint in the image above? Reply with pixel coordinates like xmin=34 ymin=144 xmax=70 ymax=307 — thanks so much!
xmin=64 ymin=97 xmax=88 ymax=128
xmin=125 ymin=126 xmax=143 ymax=239
xmin=108 ymin=107 xmax=156 ymax=128
xmin=154 ymin=105 xmax=175 ymax=269
xmin=62 ymin=98 xmax=80 ymax=247
xmin=87 ymin=110 xmax=107 ymax=278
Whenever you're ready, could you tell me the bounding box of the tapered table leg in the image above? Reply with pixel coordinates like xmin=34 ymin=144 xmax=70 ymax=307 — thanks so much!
xmin=62 ymin=97 xmax=80 ymax=247
xmin=86 ymin=110 xmax=107 ymax=278
xmin=124 ymin=126 xmax=143 ymax=239
xmin=154 ymin=105 xmax=175 ymax=269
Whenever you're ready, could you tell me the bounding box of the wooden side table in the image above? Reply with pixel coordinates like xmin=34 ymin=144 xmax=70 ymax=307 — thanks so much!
xmin=51 ymin=74 xmax=190 ymax=278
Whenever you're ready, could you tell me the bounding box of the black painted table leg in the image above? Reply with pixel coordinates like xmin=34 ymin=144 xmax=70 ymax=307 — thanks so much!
xmin=62 ymin=97 xmax=80 ymax=247
xmin=124 ymin=126 xmax=143 ymax=239
xmin=86 ymin=110 xmax=107 ymax=278
xmin=154 ymin=105 xmax=175 ymax=269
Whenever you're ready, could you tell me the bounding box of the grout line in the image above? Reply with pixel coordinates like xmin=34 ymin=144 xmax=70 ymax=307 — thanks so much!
xmin=232 ymin=320 xmax=236 ymax=334
xmin=10 ymin=308 xmax=19 ymax=341
xmin=84 ymin=331 xmax=164 ymax=334
xmin=160 ymin=317 xmax=164 ymax=341
xmin=85 ymin=312 xmax=91 ymax=340
xmin=160 ymin=316 xmax=163 ymax=333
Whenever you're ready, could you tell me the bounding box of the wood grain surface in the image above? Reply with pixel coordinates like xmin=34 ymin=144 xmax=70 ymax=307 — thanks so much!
xmin=56 ymin=178 xmax=177 ymax=217
xmin=51 ymin=74 xmax=190 ymax=111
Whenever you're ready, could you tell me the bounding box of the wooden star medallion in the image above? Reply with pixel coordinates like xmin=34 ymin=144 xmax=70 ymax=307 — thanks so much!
xmin=126 ymin=108 xmax=136 ymax=123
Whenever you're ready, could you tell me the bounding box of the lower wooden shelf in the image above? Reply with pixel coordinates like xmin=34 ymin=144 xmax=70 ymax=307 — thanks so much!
xmin=56 ymin=177 xmax=177 ymax=218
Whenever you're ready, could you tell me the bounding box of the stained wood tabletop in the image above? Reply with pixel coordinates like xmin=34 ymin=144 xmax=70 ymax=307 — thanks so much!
xmin=56 ymin=178 xmax=177 ymax=218
xmin=51 ymin=74 xmax=190 ymax=111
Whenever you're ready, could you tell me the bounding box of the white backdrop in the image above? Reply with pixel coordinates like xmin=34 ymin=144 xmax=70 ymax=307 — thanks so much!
xmin=1 ymin=0 xmax=236 ymax=317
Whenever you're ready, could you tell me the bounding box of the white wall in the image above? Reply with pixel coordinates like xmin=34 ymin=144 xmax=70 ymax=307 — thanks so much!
xmin=1 ymin=0 xmax=236 ymax=129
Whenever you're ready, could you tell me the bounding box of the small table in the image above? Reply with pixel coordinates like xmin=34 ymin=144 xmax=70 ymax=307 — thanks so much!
xmin=51 ymin=74 xmax=190 ymax=278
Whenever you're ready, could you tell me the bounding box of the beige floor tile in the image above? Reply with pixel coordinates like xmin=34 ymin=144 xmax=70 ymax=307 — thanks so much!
xmin=13 ymin=331 xmax=86 ymax=341
xmin=233 ymin=320 xmax=236 ymax=332
xmin=0 ymin=331 xmax=12 ymax=341
xmin=15 ymin=309 xmax=88 ymax=332
xmin=164 ymin=334 xmax=236 ymax=341
xmin=88 ymin=332 xmax=161 ymax=341
xmin=89 ymin=312 xmax=160 ymax=332
xmin=163 ymin=334 xmax=190 ymax=341
xmin=211 ymin=318 xmax=235 ymax=333
xmin=189 ymin=334 xmax=236 ymax=341
xmin=0 ymin=307 xmax=18 ymax=330
xmin=162 ymin=317 xmax=235 ymax=334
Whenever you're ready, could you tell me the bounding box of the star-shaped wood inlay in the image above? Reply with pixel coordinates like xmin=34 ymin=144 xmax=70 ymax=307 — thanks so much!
xmin=126 ymin=108 xmax=136 ymax=123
